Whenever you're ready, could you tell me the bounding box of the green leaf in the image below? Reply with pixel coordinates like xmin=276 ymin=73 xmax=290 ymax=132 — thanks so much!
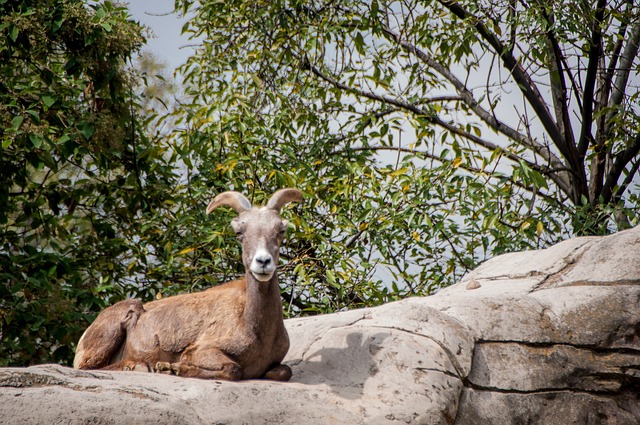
xmin=26 ymin=110 xmax=40 ymax=124
xmin=354 ymin=32 xmax=366 ymax=55
xmin=326 ymin=269 xmax=338 ymax=287
xmin=29 ymin=134 xmax=43 ymax=148
xmin=56 ymin=134 xmax=71 ymax=145
xmin=42 ymin=96 xmax=56 ymax=108
xmin=38 ymin=151 xmax=57 ymax=170
xmin=52 ymin=17 xmax=64 ymax=32
xmin=11 ymin=116 xmax=23 ymax=131
xmin=79 ymin=122 xmax=95 ymax=140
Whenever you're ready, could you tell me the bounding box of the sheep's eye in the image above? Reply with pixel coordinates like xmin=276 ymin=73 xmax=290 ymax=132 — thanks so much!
xmin=235 ymin=231 xmax=244 ymax=241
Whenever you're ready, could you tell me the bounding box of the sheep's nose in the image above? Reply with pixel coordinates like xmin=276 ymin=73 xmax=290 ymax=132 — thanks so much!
xmin=255 ymin=256 xmax=272 ymax=267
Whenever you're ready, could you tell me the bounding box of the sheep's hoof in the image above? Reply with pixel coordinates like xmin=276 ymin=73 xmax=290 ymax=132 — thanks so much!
xmin=155 ymin=362 xmax=175 ymax=375
xmin=155 ymin=362 xmax=184 ymax=375
xmin=121 ymin=361 xmax=151 ymax=372
xmin=263 ymin=364 xmax=292 ymax=381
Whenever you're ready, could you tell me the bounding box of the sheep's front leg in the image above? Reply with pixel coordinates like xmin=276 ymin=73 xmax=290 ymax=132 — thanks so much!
xmin=105 ymin=359 xmax=152 ymax=372
xmin=155 ymin=347 xmax=242 ymax=380
xmin=263 ymin=363 xmax=292 ymax=381
xmin=154 ymin=361 xmax=241 ymax=380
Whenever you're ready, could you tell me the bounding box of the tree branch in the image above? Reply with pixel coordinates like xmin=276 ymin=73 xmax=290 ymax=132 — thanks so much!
xmin=576 ymin=0 xmax=607 ymax=158
xmin=540 ymin=7 xmax=576 ymax=150
xmin=614 ymin=156 xmax=640 ymax=203
xmin=605 ymin=21 xmax=640 ymax=128
xmin=304 ymin=59 xmax=573 ymax=196
xmin=303 ymin=58 xmax=432 ymax=118
xmin=330 ymin=144 xmax=566 ymax=204
xmin=437 ymin=0 xmax=573 ymax=168
xmin=601 ymin=131 xmax=640 ymax=203
xmin=379 ymin=24 xmax=567 ymax=176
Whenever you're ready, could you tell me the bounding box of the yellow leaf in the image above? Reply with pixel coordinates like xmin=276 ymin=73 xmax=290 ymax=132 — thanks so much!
xmin=270 ymin=40 xmax=283 ymax=51
xmin=178 ymin=247 xmax=196 ymax=255
xmin=412 ymin=231 xmax=421 ymax=242
xmin=452 ymin=157 xmax=462 ymax=168
xmin=536 ymin=221 xmax=544 ymax=236
xmin=390 ymin=167 xmax=409 ymax=177
xmin=445 ymin=263 xmax=455 ymax=275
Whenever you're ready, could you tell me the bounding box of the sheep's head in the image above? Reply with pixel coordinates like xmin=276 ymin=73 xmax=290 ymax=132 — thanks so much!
xmin=206 ymin=189 xmax=302 ymax=282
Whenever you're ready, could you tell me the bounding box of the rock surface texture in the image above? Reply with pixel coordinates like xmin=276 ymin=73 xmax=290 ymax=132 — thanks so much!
xmin=2 ymin=226 xmax=639 ymax=424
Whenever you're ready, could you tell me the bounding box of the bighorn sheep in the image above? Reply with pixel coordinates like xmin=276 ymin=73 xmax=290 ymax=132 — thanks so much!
xmin=73 ymin=188 xmax=302 ymax=381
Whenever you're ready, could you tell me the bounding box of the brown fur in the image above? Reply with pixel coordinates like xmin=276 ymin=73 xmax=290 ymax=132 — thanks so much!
xmin=73 ymin=189 xmax=302 ymax=381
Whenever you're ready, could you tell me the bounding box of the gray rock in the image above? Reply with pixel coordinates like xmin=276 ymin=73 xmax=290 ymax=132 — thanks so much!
xmin=2 ymin=225 xmax=639 ymax=424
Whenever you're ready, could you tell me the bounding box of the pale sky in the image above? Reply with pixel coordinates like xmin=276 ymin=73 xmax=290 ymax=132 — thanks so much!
xmin=126 ymin=0 xmax=194 ymax=70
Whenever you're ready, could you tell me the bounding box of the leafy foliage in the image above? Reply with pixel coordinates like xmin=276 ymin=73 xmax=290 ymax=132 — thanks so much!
xmin=167 ymin=0 xmax=640 ymax=316
xmin=2 ymin=0 xmax=639 ymax=366
xmin=0 ymin=0 xmax=177 ymax=366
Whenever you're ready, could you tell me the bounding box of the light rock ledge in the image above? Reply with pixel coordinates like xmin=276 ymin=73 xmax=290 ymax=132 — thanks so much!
xmin=2 ymin=226 xmax=639 ymax=424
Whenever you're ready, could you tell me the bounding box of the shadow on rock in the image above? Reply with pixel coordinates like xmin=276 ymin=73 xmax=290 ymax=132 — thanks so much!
xmin=287 ymin=331 xmax=390 ymax=400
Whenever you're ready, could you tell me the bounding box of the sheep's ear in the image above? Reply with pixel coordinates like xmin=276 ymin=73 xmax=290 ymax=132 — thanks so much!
xmin=267 ymin=189 xmax=303 ymax=212
xmin=230 ymin=217 xmax=243 ymax=233
xmin=206 ymin=191 xmax=252 ymax=214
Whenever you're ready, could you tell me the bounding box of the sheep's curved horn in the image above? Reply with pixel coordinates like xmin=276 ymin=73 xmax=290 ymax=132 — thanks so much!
xmin=267 ymin=188 xmax=303 ymax=212
xmin=206 ymin=191 xmax=252 ymax=215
